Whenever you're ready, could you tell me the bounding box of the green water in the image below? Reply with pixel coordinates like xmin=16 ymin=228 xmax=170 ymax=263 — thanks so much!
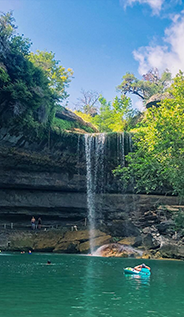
xmin=0 ymin=253 xmax=183 ymax=317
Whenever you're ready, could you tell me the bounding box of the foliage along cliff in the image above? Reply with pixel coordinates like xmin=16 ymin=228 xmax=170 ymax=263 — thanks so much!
xmin=0 ymin=13 xmax=97 ymax=138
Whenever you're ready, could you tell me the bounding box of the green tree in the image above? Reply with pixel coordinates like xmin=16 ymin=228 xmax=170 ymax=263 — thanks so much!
xmin=118 ymin=68 xmax=172 ymax=101
xmin=0 ymin=11 xmax=15 ymax=56
xmin=114 ymin=71 xmax=184 ymax=197
xmin=92 ymin=95 xmax=139 ymax=132
xmin=0 ymin=12 xmax=55 ymax=126
xmin=28 ymin=50 xmax=73 ymax=101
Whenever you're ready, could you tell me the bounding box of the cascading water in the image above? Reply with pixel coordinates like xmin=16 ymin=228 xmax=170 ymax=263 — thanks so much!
xmin=77 ymin=134 xmax=81 ymax=189
xmin=85 ymin=133 xmax=106 ymax=254
xmin=85 ymin=132 xmax=130 ymax=254
xmin=117 ymin=132 xmax=125 ymax=167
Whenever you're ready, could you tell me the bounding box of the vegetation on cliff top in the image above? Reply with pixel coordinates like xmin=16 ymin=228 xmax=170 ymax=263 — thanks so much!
xmin=75 ymin=94 xmax=142 ymax=132
xmin=0 ymin=12 xmax=92 ymax=136
xmin=117 ymin=68 xmax=172 ymax=102
xmin=114 ymin=71 xmax=184 ymax=197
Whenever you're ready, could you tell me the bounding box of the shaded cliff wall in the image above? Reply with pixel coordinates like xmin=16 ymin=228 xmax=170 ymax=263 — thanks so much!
xmin=0 ymin=129 xmax=131 ymax=226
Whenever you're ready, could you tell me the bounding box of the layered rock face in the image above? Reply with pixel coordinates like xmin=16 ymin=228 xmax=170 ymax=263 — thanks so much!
xmin=0 ymin=128 xmax=184 ymax=259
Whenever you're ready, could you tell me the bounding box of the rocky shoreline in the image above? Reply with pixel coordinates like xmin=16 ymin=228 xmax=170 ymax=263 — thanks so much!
xmin=1 ymin=203 xmax=184 ymax=260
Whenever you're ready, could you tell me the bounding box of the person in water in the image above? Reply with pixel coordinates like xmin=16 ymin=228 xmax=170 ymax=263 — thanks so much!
xmin=47 ymin=260 xmax=51 ymax=265
xmin=134 ymin=263 xmax=150 ymax=271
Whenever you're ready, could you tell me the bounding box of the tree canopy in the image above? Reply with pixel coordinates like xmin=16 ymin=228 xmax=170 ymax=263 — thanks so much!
xmin=92 ymin=95 xmax=140 ymax=132
xmin=117 ymin=68 xmax=172 ymax=101
xmin=114 ymin=71 xmax=184 ymax=197
xmin=29 ymin=50 xmax=73 ymax=102
xmin=76 ymin=94 xmax=141 ymax=132
xmin=0 ymin=12 xmax=73 ymax=129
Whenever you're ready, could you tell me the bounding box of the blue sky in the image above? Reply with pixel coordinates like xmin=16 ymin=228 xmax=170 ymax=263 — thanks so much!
xmin=0 ymin=0 xmax=184 ymax=110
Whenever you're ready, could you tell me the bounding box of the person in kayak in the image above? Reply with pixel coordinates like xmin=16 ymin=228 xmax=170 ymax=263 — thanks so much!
xmin=134 ymin=263 xmax=150 ymax=271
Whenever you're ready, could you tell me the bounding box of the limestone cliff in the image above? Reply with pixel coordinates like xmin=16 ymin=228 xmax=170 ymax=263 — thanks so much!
xmin=0 ymin=127 xmax=184 ymax=259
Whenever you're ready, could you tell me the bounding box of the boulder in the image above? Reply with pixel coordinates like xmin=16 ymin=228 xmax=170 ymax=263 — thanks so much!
xmin=142 ymin=233 xmax=161 ymax=249
xmin=156 ymin=220 xmax=175 ymax=235
xmin=94 ymin=243 xmax=142 ymax=258
xmin=146 ymin=92 xmax=173 ymax=108
xmin=55 ymin=107 xmax=98 ymax=132
xmin=159 ymin=243 xmax=178 ymax=258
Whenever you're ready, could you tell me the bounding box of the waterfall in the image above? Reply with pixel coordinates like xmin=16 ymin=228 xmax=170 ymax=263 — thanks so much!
xmin=77 ymin=134 xmax=81 ymax=189
xmin=129 ymin=133 xmax=133 ymax=152
xmin=119 ymin=132 xmax=125 ymax=167
xmin=85 ymin=133 xmax=106 ymax=254
xmin=85 ymin=132 xmax=129 ymax=254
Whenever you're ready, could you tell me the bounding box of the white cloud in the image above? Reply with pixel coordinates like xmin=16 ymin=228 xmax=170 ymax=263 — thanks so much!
xmin=135 ymin=99 xmax=145 ymax=111
xmin=133 ymin=12 xmax=184 ymax=76
xmin=121 ymin=0 xmax=164 ymax=15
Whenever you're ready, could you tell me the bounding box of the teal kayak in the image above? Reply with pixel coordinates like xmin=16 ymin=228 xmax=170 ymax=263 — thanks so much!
xmin=124 ymin=267 xmax=151 ymax=276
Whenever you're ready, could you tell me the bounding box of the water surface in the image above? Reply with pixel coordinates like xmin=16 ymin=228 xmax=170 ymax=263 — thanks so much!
xmin=0 ymin=253 xmax=183 ymax=317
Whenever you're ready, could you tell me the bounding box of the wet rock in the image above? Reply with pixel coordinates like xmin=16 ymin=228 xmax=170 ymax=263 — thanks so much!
xmin=118 ymin=237 xmax=136 ymax=246
xmin=10 ymin=236 xmax=34 ymax=251
xmin=54 ymin=241 xmax=80 ymax=253
xmin=142 ymin=232 xmax=161 ymax=249
xmin=79 ymin=235 xmax=111 ymax=253
xmin=118 ymin=236 xmax=142 ymax=247
xmin=33 ymin=231 xmax=63 ymax=252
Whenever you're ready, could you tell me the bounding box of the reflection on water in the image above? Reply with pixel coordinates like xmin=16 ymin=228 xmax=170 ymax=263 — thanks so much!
xmin=83 ymin=257 xmax=99 ymax=317
xmin=124 ymin=273 xmax=150 ymax=287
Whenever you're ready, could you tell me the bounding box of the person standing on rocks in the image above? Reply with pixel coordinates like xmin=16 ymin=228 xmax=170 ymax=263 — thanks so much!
xmin=31 ymin=216 xmax=36 ymax=230
xmin=37 ymin=217 xmax=42 ymax=230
